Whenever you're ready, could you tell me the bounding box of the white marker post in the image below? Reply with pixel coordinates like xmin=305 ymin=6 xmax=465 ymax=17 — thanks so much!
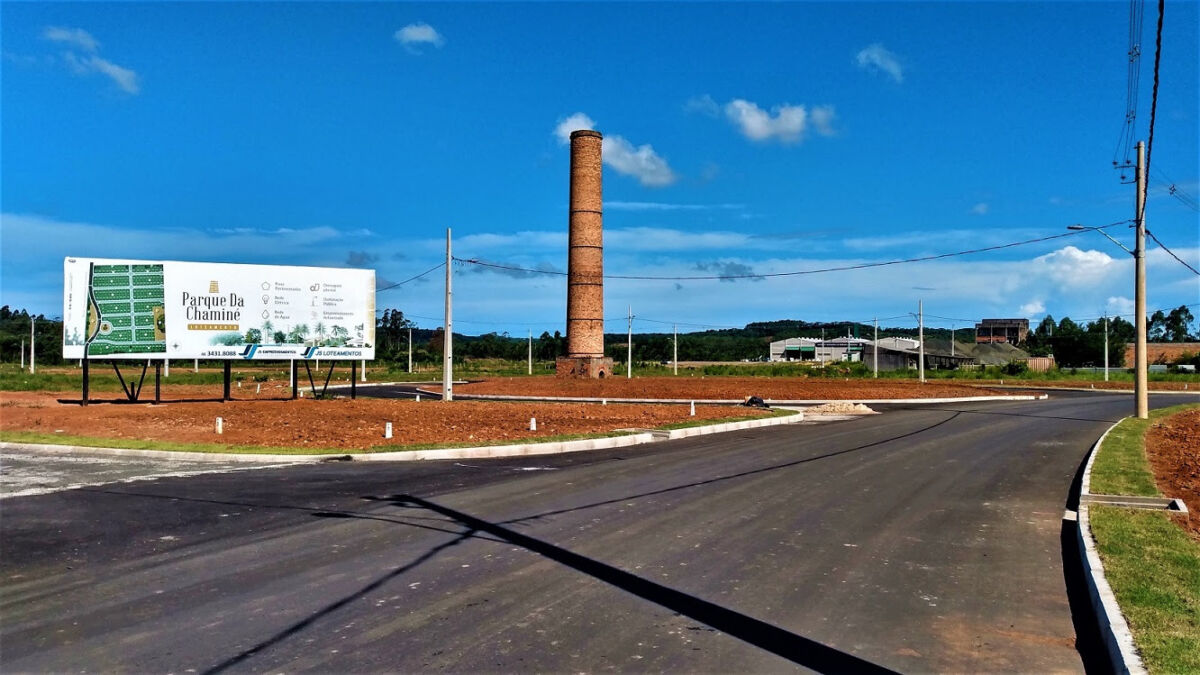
xmin=529 ymin=417 xmax=537 ymax=431
xmin=384 ymin=422 xmax=393 ymax=439
xmin=215 ymin=417 xmax=224 ymax=434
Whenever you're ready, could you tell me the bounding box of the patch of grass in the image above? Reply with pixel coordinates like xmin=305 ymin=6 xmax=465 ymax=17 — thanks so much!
xmin=1090 ymin=506 xmax=1200 ymax=673
xmin=370 ymin=431 xmax=636 ymax=452
xmin=0 ymin=430 xmax=326 ymax=455
xmin=1090 ymin=404 xmax=1200 ymax=497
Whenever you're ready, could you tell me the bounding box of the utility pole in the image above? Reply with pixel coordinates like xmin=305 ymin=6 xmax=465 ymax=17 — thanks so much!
xmin=918 ymin=300 xmax=925 ymax=384
xmin=194 ymin=358 xmax=198 ymax=373
xmin=1104 ymin=314 xmax=1110 ymax=382
xmin=950 ymin=324 xmax=955 ymax=357
xmin=873 ymin=318 xmax=878 ymax=378
xmin=361 ymin=359 xmax=366 ymax=382
xmin=20 ymin=339 xmax=24 ymax=370
xmin=626 ymin=305 xmax=633 ymax=379
xmin=407 ymin=327 xmax=413 ymax=374
xmin=164 ymin=358 xmax=169 ymax=378
xmin=819 ymin=327 xmax=825 ymax=363
xmin=443 ymin=228 xmax=453 ymax=401
xmin=29 ymin=317 xmax=35 ymax=374
xmin=673 ymin=323 xmax=678 ymax=375
xmin=528 ymin=329 xmax=532 ymax=375
xmin=1134 ymin=140 xmax=1148 ymax=419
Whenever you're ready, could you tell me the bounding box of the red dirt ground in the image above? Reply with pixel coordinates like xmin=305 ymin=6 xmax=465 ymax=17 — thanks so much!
xmin=444 ymin=376 xmax=1007 ymax=400
xmin=0 ymin=389 xmax=767 ymax=451
xmin=1144 ymin=407 xmax=1200 ymax=540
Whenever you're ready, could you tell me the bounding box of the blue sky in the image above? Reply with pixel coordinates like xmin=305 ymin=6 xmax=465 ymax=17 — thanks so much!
xmin=3 ymin=1 xmax=1197 ymax=337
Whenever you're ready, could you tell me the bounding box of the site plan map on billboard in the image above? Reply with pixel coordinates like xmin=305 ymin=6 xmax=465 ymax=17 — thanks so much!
xmin=63 ymin=258 xmax=376 ymax=360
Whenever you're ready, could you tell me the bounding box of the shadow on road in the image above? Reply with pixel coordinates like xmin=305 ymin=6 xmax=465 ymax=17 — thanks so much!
xmin=385 ymin=493 xmax=898 ymax=674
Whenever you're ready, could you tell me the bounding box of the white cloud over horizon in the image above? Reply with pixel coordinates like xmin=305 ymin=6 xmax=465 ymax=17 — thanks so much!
xmin=394 ymin=22 xmax=444 ymax=52
xmin=856 ymin=43 xmax=904 ymax=83
xmin=553 ymin=113 xmax=677 ymax=187
xmin=4 ymin=212 xmax=1194 ymax=334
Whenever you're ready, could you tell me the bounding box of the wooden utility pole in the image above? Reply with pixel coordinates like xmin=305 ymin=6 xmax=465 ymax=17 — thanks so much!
xmin=528 ymin=330 xmax=533 ymax=375
xmin=407 ymin=327 xmax=413 ymax=374
xmin=673 ymin=323 xmax=678 ymax=376
xmin=873 ymin=318 xmax=878 ymax=378
xmin=443 ymin=228 xmax=453 ymax=401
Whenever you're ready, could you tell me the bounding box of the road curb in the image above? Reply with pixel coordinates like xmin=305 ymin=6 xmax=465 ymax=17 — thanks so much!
xmin=414 ymin=391 xmax=1048 ymax=405
xmin=0 ymin=410 xmax=805 ymax=464
xmin=1076 ymin=418 xmax=1148 ymax=675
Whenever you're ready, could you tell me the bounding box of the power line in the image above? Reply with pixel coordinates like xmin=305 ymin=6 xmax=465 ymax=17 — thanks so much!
xmin=1113 ymin=0 xmax=1145 ymax=171
xmin=1146 ymin=229 xmax=1200 ymax=275
xmin=1139 ymin=0 xmax=1164 ymax=225
xmin=376 ymin=262 xmax=445 ymax=292
xmin=457 ymin=226 xmax=1120 ymax=282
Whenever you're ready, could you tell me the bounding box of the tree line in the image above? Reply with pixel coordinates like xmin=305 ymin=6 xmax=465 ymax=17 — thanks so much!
xmin=2 ymin=304 xmax=1195 ymax=368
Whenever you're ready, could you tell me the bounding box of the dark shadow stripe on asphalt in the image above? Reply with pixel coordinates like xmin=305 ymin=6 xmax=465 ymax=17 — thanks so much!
xmin=497 ymin=411 xmax=962 ymax=526
xmin=202 ymin=529 xmax=475 ymax=675
xmin=390 ymin=494 xmax=898 ymax=674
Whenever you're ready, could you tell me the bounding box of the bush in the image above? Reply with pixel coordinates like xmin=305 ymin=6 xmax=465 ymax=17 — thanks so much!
xmin=1002 ymin=360 xmax=1029 ymax=376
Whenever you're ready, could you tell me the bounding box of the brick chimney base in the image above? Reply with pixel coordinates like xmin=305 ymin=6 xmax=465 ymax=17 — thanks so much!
xmin=555 ymin=356 xmax=614 ymax=379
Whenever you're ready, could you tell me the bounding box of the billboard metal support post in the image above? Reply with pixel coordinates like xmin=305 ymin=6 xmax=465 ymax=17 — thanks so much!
xmin=81 ymin=354 xmax=89 ymax=406
xmin=291 ymin=360 xmax=298 ymax=400
xmin=223 ymin=362 xmax=231 ymax=401
xmin=154 ymin=362 xmax=161 ymax=404
xmin=351 ymin=361 xmax=358 ymax=399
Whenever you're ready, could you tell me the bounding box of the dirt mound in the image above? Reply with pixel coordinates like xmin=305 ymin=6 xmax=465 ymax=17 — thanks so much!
xmin=805 ymin=402 xmax=875 ymax=415
xmin=0 ymin=391 xmax=765 ymax=452
xmin=1145 ymin=407 xmax=1200 ymax=540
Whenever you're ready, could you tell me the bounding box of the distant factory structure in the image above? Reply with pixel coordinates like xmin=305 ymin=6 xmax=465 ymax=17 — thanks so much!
xmin=974 ymin=318 xmax=1029 ymax=344
xmin=769 ymin=336 xmax=976 ymax=371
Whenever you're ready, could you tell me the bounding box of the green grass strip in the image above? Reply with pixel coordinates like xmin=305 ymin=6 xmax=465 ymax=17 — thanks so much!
xmin=1090 ymin=403 xmax=1199 ymax=497
xmin=1090 ymin=506 xmax=1200 ymax=674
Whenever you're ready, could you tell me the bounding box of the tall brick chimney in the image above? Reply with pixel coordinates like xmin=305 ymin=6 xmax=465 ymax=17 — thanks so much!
xmin=557 ymin=129 xmax=613 ymax=378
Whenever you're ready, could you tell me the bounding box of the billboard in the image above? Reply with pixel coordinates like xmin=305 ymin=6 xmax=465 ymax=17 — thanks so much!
xmin=64 ymin=258 xmax=375 ymax=360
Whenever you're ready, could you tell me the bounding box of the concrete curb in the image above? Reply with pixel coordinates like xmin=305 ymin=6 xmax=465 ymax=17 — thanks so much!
xmin=1077 ymin=419 xmax=1148 ymax=675
xmin=418 ymin=391 xmax=1048 ymax=405
xmin=0 ymin=410 xmax=805 ymax=464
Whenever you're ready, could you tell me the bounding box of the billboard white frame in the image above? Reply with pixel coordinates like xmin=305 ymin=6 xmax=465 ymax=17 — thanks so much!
xmin=64 ymin=257 xmax=376 ymax=361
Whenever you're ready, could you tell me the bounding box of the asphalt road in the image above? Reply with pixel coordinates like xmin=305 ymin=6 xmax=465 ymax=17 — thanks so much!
xmin=3 ymin=392 xmax=1195 ymax=673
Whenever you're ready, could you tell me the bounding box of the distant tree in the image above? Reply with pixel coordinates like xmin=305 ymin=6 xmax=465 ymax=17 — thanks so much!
xmin=1148 ymin=310 xmax=1167 ymax=341
xmin=1163 ymin=305 xmax=1196 ymax=342
xmin=244 ymin=328 xmax=262 ymax=344
xmin=1057 ymin=317 xmax=1082 ymax=336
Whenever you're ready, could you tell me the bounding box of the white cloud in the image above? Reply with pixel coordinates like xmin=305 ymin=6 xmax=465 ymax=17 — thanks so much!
xmin=1033 ymin=245 xmax=1115 ymax=287
xmin=971 ymin=202 xmax=989 ymax=215
xmin=45 ymin=27 xmax=139 ymax=94
xmin=394 ymin=22 xmax=444 ymax=52
xmin=76 ymin=54 xmax=140 ymax=94
xmin=723 ymin=99 xmax=835 ymax=144
xmin=602 ymin=135 xmax=677 ymax=187
xmin=684 ymin=94 xmax=720 ymax=117
xmin=42 ymin=26 xmax=99 ymax=52
xmin=1019 ymin=300 xmax=1046 ymax=316
xmin=1106 ymin=296 xmax=1135 ymax=316
xmin=552 ymin=113 xmax=676 ymax=187
xmin=856 ymin=43 xmax=904 ymax=83
xmin=553 ymin=113 xmax=596 ymax=144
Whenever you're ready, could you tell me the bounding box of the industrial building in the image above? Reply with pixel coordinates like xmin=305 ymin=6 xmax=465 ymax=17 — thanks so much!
xmin=769 ymin=337 xmax=870 ymax=362
xmin=974 ymin=318 xmax=1029 ymax=344
xmin=769 ymin=336 xmax=977 ymax=371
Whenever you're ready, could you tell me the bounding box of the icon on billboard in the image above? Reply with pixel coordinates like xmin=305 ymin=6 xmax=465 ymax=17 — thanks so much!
xmin=261 ymin=310 xmax=270 ymax=319
xmin=262 ymin=294 xmax=270 ymax=304
xmin=310 ymin=283 xmax=320 ymax=292
xmin=261 ymin=282 xmax=270 ymax=290
xmin=209 ymin=281 xmax=220 ymax=293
